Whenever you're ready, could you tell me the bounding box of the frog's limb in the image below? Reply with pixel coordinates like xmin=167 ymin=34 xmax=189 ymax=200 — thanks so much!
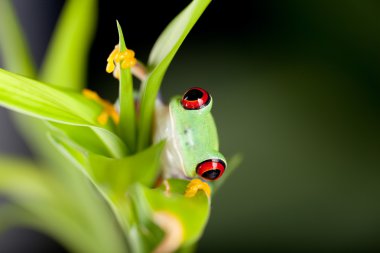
xmin=106 ymin=45 xmax=147 ymax=81
xmin=82 ymin=89 xmax=119 ymax=125
xmin=184 ymin=179 xmax=211 ymax=198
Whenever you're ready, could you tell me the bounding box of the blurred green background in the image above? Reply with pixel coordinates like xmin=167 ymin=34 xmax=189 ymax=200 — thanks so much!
xmin=1 ymin=0 xmax=380 ymax=252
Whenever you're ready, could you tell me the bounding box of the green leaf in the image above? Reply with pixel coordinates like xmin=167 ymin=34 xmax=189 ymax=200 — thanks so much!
xmin=128 ymin=186 xmax=165 ymax=253
xmin=0 ymin=157 xmax=128 ymax=253
xmin=48 ymin=122 xmax=113 ymax=156
xmin=0 ymin=68 xmax=128 ymax=157
xmin=137 ymin=0 xmax=211 ymax=151
xmin=0 ymin=0 xmax=99 ymax=167
xmin=39 ymin=0 xmax=97 ymax=90
xmin=92 ymin=127 xmax=129 ymax=158
xmin=49 ymin=135 xmax=167 ymax=252
xmin=0 ymin=68 xmax=99 ymax=126
xmin=49 ymin=133 xmax=165 ymax=196
xmin=0 ymin=0 xmax=36 ymax=77
xmin=131 ymin=180 xmax=210 ymax=250
xmin=116 ymin=21 xmax=136 ymax=152
xmin=87 ymin=141 xmax=165 ymax=195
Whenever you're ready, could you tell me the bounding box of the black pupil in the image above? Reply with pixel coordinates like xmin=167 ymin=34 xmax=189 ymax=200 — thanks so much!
xmin=184 ymin=89 xmax=203 ymax=101
xmin=202 ymin=170 xmax=220 ymax=180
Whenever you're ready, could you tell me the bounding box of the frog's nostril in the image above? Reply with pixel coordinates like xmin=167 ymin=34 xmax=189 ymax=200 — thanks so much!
xmin=181 ymin=87 xmax=210 ymax=110
xmin=196 ymin=159 xmax=225 ymax=181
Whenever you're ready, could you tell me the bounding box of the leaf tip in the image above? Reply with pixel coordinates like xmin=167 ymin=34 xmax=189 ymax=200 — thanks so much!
xmin=115 ymin=20 xmax=126 ymax=51
xmin=115 ymin=19 xmax=121 ymax=31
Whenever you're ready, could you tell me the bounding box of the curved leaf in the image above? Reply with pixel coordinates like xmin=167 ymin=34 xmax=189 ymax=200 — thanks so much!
xmin=40 ymin=0 xmax=97 ymax=90
xmin=130 ymin=180 xmax=210 ymax=250
xmin=0 ymin=68 xmax=128 ymax=157
xmin=0 ymin=158 xmax=128 ymax=253
xmin=0 ymin=68 xmax=101 ymax=125
xmin=137 ymin=0 xmax=211 ymax=151
xmin=48 ymin=122 xmax=112 ymax=156
xmin=0 ymin=0 xmax=35 ymax=76
xmin=116 ymin=22 xmax=137 ymax=153
xmin=49 ymin=133 xmax=165 ymax=195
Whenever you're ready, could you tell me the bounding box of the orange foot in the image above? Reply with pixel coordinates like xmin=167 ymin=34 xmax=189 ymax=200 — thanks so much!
xmin=184 ymin=179 xmax=211 ymax=198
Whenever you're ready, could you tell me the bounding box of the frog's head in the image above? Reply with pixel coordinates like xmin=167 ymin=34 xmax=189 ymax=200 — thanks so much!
xmin=168 ymin=87 xmax=227 ymax=181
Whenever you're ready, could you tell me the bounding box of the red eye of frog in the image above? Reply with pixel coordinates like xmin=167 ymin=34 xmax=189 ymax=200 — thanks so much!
xmin=181 ymin=87 xmax=211 ymax=110
xmin=196 ymin=159 xmax=226 ymax=181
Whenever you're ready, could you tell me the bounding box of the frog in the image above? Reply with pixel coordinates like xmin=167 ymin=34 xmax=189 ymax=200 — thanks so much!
xmin=104 ymin=45 xmax=227 ymax=198
xmin=153 ymin=87 xmax=227 ymax=197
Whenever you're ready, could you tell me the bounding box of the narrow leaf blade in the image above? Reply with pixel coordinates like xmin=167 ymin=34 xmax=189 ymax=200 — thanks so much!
xmin=0 ymin=158 xmax=128 ymax=253
xmin=40 ymin=0 xmax=97 ymax=90
xmin=137 ymin=0 xmax=211 ymax=151
xmin=0 ymin=0 xmax=36 ymax=76
xmin=0 ymin=68 xmax=128 ymax=157
xmin=50 ymin=133 xmax=165 ymax=195
xmin=117 ymin=21 xmax=136 ymax=152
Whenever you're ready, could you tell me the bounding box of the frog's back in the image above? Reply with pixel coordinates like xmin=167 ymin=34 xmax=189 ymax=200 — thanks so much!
xmin=154 ymin=88 xmax=226 ymax=181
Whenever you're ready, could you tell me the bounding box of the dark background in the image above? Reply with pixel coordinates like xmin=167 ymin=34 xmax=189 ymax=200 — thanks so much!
xmin=1 ymin=0 xmax=380 ymax=252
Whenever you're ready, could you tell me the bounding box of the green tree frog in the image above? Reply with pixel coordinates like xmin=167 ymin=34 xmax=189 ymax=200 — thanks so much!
xmin=105 ymin=45 xmax=227 ymax=197
xmin=153 ymin=87 xmax=227 ymax=197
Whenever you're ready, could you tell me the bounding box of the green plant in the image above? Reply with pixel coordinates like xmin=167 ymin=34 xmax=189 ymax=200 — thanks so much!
xmin=0 ymin=0 xmax=240 ymax=252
